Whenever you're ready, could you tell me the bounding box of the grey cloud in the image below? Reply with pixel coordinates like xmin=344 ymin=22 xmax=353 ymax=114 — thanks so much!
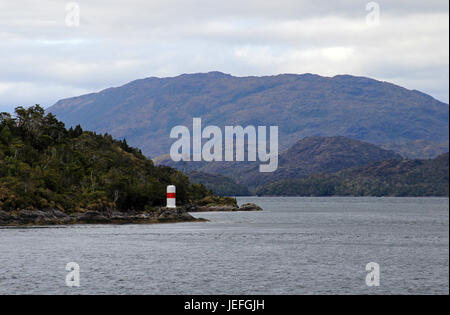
xmin=0 ymin=0 xmax=448 ymax=113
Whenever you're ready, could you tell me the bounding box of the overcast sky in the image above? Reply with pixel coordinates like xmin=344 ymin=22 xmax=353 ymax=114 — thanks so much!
xmin=0 ymin=0 xmax=448 ymax=113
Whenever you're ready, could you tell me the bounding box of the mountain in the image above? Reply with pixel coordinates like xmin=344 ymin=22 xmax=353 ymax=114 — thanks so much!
xmin=0 ymin=106 xmax=212 ymax=213
xmin=187 ymin=171 xmax=251 ymax=196
xmin=381 ymin=140 xmax=449 ymax=159
xmin=158 ymin=136 xmax=402 ymax=189
xmin=256 ymin=153 xmax=449 ymax=197
xmin=48 ymin=72 xmax=449 ymax=159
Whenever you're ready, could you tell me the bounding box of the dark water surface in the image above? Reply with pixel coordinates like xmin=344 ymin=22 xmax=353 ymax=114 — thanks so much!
xmin=0 ymin=197 xmax=448 ymax=295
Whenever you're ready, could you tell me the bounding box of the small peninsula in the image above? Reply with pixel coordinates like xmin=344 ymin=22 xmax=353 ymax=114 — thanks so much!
xmin=0 ymin=106 xmax=261 ymax=227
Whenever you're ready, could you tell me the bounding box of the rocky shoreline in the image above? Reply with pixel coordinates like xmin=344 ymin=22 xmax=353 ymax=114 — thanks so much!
xmin=0 ymin=203 xmax=263 ymax=227
xmin=185 ymin=202 xmax=263 ymax=212
xmin=0 ymin=207 xmax=204 ymax=227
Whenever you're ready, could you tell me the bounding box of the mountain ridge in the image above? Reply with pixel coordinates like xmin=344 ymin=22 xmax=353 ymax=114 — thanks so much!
xmin=158 ymin=136 xmax=403 ymax=190
xmin=49 ymin=72 xmax=449 ymax=159
xmin=256 ymin=153 xmax=449 ymax=197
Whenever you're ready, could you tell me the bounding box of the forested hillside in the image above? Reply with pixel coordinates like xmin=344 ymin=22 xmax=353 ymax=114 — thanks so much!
xmin=257 ymin=153 xmax=449 ymax=197
xmin=159 ymin=136 xmax=402 ymax=189
xmin=0 ymin=106 xmax=211 ymax=213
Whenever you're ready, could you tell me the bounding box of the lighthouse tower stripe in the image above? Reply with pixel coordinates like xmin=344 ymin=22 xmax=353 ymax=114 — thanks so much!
xmin=167 ymin=192 xmax=176 ymax=198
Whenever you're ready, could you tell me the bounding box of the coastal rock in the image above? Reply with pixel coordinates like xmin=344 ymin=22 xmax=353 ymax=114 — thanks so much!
xmin=0 ymin=209 xmax=73 ymax=225
xmin=76 ymin=211 xmax=110 ymax=223
xmin=0 ymin=207 xmax=204 ymax=227
xmin=0 ymin=211 xmax=14 ymax=225
xmin=200 ymin=205 xmax=239 ymax=212
xmin=184 ymin=202 xmax=263 ymax=212
xmin=157 ymin=207 xmax=197 ymax=221
xmin=238 ymin=203 xmax=263 ymax=211
xmin=183 ymin=204 xmax=237 ymax=212
xmin=46 ymin=209 xmax=69 ymax=218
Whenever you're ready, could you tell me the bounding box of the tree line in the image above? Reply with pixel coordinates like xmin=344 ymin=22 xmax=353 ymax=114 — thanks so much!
xmin=0 ymin=105 xmax=212 ymax=212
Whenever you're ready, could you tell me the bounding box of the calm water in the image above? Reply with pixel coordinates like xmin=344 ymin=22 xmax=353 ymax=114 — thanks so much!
xmin=0 ymin=197 xmax=448 ymax=295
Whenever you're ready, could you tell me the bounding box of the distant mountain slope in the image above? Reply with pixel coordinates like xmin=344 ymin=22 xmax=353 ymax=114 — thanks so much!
xmin=187 ymin=171 xmax=251 ymax=196
xmin=158 ymin=136 xmax=402 ymax=189
xmin=49 ymin=72 xmax=449 ymax=158
xmin=381 ymin=140 xmax=449 ymax=159
xmin=257 ymin=153 xmax=449 ymax=197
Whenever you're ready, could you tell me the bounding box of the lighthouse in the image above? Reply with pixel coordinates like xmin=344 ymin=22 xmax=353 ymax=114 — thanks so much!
xmin=167 ymin=185 xmax=176 ymax=208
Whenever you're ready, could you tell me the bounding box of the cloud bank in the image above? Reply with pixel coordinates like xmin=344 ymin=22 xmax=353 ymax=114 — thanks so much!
xmin=0 ymin=0 xmax=448 ymax=112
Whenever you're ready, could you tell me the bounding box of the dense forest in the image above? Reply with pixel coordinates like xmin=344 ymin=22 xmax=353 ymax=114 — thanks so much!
xmin=0 ymin=105 xmax=211 ymax=213
xmin=257 ymin=153 xmax=449 ymax=197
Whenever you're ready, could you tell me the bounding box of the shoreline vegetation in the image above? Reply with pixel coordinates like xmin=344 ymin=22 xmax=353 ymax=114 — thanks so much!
xmin=1 ymin=105 xmax=447 ymax=227
xmin=0 ymin=106 xmax=262 ymax=227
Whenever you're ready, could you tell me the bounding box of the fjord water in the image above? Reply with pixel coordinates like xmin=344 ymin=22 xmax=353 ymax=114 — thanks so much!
xmin=0 ymin=197 xmax=448 ymax=295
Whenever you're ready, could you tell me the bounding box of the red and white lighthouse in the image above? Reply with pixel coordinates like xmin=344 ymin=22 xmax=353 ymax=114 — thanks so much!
xmin=167 ymin=185 xmax=176 ymax=208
